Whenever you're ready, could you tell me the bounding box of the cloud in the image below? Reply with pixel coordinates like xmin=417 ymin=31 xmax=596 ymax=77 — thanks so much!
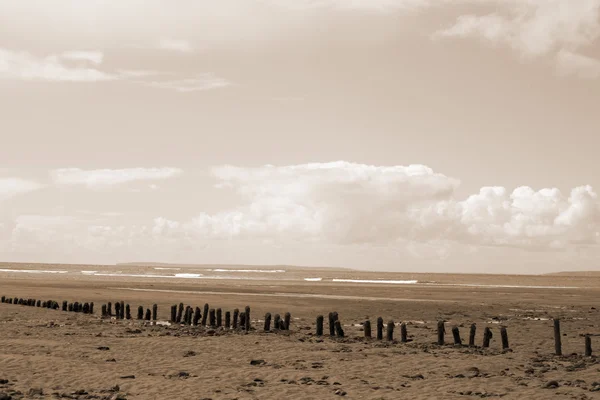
xmin=157 ymin=38 xmax=194 ymax=53
xmin=60 ymin=50 xmax=104 ymax=64
xmin=0 ymin=178 xmax=44 ymax=202
xmin=0 ymin=48 xmax=115 ymax=82
xmin=50 ymin=167 xmax=183 ymax=188
xmin=556 ymin=49 xmax=600 ymax=79
xmin=145 ymin=74 xmax=231 ymax=92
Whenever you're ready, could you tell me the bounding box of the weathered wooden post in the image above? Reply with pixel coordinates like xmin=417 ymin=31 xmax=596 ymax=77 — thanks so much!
xmin=209 ymin=309 xmax=216 ymax=327
xmin=452 ymin=326 xmax=461 ymax=345
xmin=264 ymin=313 xmax=272 ymax=331
xmin=36 ymin=300 xmax=41 ymax=307
xmin=316 ymin=315 xmax=324 ymax=336
xmin=176 ymin=303 xmax=184 ymax=324
xmin=170 ymin=305 xmax=177 ymax=323
xmin=233 ymin=308 xmax=239 ymax=329
xmin=483 ymin=327 xmax=493 ymax=348
xmin=73 ymin=301 xmax=79 ymax=312
xmin=500 ymin=327 xmax=509 ymax=350
xmin=239 ymin=312 xmax=246 ymax=329
xmin=437 ymin=321 xmax=445 ymax=345
xmin=386 ymin=321 xmax=394 ymax=341
xmin=137 ymin=306 xmax=144 ymax=320
xmin=144 ymin=308 xmax=151 ymax=321
xmin=187 ymin=306 xmax=193 ymax=325
xmin=193 ymin=307 xmax=201 ymax=326
xmin=284 ymin=312 xmax=291 ymax=330
xmin=0 ymin=296 xmax=4 ymax=303
xmin=585 ymin=335 xmax=592 ymax=357
xmin=125 ymin=304 xmax=131 ymax=320
xmin=225 ymin=311 xmax=231 ymax=328
xmin=89 ymin=302 xmax=94 ymax=314
xmin=62 ymin=301 xmax=68 ymax=311
xmin=364 ymin=320 xmax=372 ymax=338
xmin=101 ymin=304 xmax=107 ymax=317
xmin=245 ymin=306 xmax=251 ymax=332
xmin=401 ymin=322 xmax=408 ymax=343
xmin=107 ymin=302 xmax=112 ymax=316
xmin=216 ymin=308 xmax=222 ymax=327
xmin=469 ymin=324 xmax=476 ymax=347
xmin=334 ymin=320 xmax=344 ymax=338
xmin=202 ymin=303 xmax=209 ymax=326
xmin=152 ymin=304 xmax=158 ymax=321
xmin=119 ymin=301 xmax=125 ymax=319
xmin=329 ymin=312 xmax=338 ymax=337
xmin=554 ymin=319 xmax=562 ymax=356
xmin=83 ymin=303 xmax=89 ymax=314
xmin=115 ymin=302 xmax=121 ymax=319
xmin=68 ymin=303 xmax=73 ymax=312
xmin=377 ymin=317 xmax=384 ymax=340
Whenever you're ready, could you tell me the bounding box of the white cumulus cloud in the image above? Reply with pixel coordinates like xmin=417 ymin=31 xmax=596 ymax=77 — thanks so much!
xmin=50 ymin=167 xmax=183 ymax=188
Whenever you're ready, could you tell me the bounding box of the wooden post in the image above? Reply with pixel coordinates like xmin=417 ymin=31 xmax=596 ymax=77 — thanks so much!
xmin=68 ymin=303 xmax=73 ymax=312
xmin=170 ymin=305 xmax=177 ymax=323
xmin=239 ymin=312 xmax=246 ymax=329
xmin=107 ymin=302 xmax=112 ymax=316
xmin=328 ymin=312 xmax=335 ymax=336
xmin=316 ymin=315 xmax=324 ymax=336
xmin=264 ymin=313 xmax=272 ymax=331
xmin=62 ymin=301 xmax=67 ymax=311
xmin=401 ymin=322 xmax=408 ymax=343
xmin=554 ymin=319 xmax=562 ymax=356
xmin=500 ymin=327 xmax=509 ymax=350
xmin=115 ymin=302 xmax=121 ymax=319
xmin=284 ymin=312 xmax=291 ymax=330
xmin=137 ymin=306 xmax=144 ymax=320
xmin=145 ymin=308 xmax=151 ymax=321
xmin=334 ymin=320 xmax=344 ymax=338
xmin=182 ymin=306 xmax=190 ymax=325
xmin=83 ymin=303 xmax=89 ymax=314
xmin=483 ymin=327 xmax=492 ymax=348
xmin=233 ymin=309 xmax=239 ymax=329
xmin=437 ymin=321 xmax=445 ymax=345
xmin=225 ymin=311 xmax=231 ymax=328
xmin=90 ymin=302 xmax=94 ymax=314
xmin=193 ymin=307 xmax=201 ymax=326
xmin=377 ymin=317 xmax=384 ymax=340
xmin=209 ymin=309 xmax=216 ymax=327
xmin=152 ymin=304 xmax=158 ymax=321
xmin=469 ymin=324 xmax=476 ymax=347
xmin=364 ymin=320 xmax=372 ymax=338
xmin=177 ymin=303 xmax=184 ymax=324
xmin=216 ymin=308 xmax=222 ymax=327
xmin=73 ymin=302 xmax=79 ymax=312
xmin=245 ymin=306 xmax=251 ymax=332
xmin=187 ymin=306 xmax=193 ymax=325
xmin=101 ymin=304 xmax=107 ymax=317
xmin=386 ymin=321 xmax=394 ymax=341
xmin=0 ymin=296 xmax=4 ymax=303
xmin=201 ymin=304 xmax=209 ymax=326
xmin=452 ymin=326 xmax=461 ymax=345
xmin=119 ymin=301 xmax=125 ymax=319
xmin=36 ymin=300 xmax=40 ymax=307
xmin=585 ymin=335 xmax=592 ymax=357
xmin=125 ymin=304 xmax=131 ymax=320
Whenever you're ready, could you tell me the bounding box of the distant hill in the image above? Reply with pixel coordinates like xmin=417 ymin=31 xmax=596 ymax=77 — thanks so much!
xmin=117 ymin=262 xmax=353 ymax=272
xmin=543 ymin=271 xmax=600 ymax=277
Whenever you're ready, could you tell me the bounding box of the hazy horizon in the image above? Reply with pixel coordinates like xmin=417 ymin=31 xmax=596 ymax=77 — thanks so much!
xmin=1 ymin=1 xmax=599 ymax=274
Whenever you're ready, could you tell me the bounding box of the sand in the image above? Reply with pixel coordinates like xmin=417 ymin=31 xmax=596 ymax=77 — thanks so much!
xmin=1 ymin=263 xmax=600 ymax=399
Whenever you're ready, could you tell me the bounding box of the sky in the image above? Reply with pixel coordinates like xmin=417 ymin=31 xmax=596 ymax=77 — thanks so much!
xmin=1 ymin=0 xmax=599 ymax=274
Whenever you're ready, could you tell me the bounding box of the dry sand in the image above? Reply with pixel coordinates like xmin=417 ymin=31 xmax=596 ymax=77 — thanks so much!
xmin=1 ymin=263 xmax=599 ymax=399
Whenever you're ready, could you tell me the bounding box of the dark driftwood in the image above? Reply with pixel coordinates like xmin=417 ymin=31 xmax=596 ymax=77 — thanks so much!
xmin=152 ymin=304 xmax=158 ymax=321
xmin=233 ymin=309 xmax=239 ymax=329
xmin=138 ymin=306 xmax=144 ymax=320
xmin=483 ymin=327 xmax=493 ymax=348
xmin=334 ymin=320 xmax=344 ymax=338
xmin=554 ymin=319 xmax=562 ymax=356
xmin=386 ymin=321 xmax=394 ymax=341
xmin=377 ymin=317 xmax=384 ymax=341
xmin=202 ymin=304 xmax=209 ymax=326
xmin=500 ymin=327 xmax=509 ymax=349
xmin=452 ymin=326 xmax=461 ymax=345
xmin=170 ymin=305 xmax=177 ymax=323
xmin=264 ymin=313 xmax=272 ymax=331
xmin=401 ymin=322 xmax=408 ymax=343
xmin=316 ymin=315 xmax=324 ymax=336
xmin=245 ymin=306 xmax=251 ymax=332
xmin=437 ymin=321 xmax=445 ymax=345
xmin=284 ymin=312 xmax=291 ymax=331
xmin=364 ymin=320 xmax=372 ymax=338
xmin=469 ymin=324 xmax=476 ymax=347
xmin=216 ymin=308 xmax=222 ymax=327
xmin=225 ymin=311 xmax=231 ymax=328
xmin=585 ymin=335 xmax=592 ymax=357
xmin=209 ymin=309 xmax=216 ymax=327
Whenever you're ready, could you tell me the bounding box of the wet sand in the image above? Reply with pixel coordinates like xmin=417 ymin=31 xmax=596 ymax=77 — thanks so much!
xmin=1 ymin=263 xmax=599 ymax=399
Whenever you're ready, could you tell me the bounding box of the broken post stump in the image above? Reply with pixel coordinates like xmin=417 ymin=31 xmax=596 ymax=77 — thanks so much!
xmin=452 ymin=326 xmax=461 ymax=345
xmin=500 ymin=327 xmax=509 ymax=350
xmin=386 ymin=321 xmax=394 ymax=341
xmin=377 ymin=317 xmax=384 ymax=341
xmin=437 ymin=321 xmax=445 ymax=345
xmin=483 ymin=327 xmax=493 ymax=348
xmin=364 ymin=320 xmax=372 ymax=338
xmin=316 ymin=315 xmax=324 ymax=336
xmin=469 ymin=324 xmax=476 ymax=347
xmin=264 ymin=313 xmax=272 ymax=331
xmin=284 ymin=312 xmax=291 ymax=330
xmin=554 ymin=319 xmax=562 ymax=356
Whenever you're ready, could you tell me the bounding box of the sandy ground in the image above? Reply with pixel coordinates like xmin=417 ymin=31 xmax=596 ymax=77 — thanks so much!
xmin=1 ymin=264 xmax=600 ymax=399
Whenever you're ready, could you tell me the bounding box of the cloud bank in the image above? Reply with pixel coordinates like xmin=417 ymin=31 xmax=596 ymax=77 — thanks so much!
xmin=51 ymin=167 xmax=183 ymax=188
xmin=0 ymin=178 xmax=44 ymax=202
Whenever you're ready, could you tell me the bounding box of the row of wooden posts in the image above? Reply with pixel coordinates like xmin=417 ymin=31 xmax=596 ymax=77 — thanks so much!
xmin=1 ymin=295 xmax=593 ymax=356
